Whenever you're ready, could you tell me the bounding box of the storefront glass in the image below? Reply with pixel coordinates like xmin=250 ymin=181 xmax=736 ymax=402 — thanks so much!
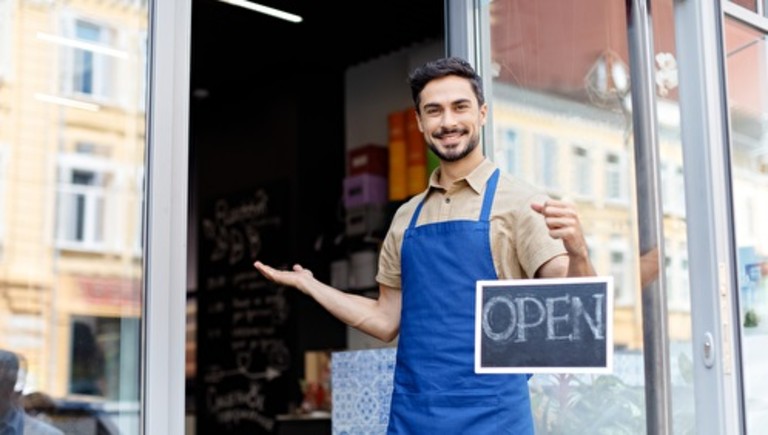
xmin=486 ymin=1 xmax=695 ymax=433
xmin=724 ymin=15 xmax=768 ymax=433
xmin=0 ymin=0 xmax=148 ymax=433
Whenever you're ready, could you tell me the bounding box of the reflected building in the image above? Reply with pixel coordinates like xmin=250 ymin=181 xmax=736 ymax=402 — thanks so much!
xmin=0 ymin=0 xmax=147 ymax=408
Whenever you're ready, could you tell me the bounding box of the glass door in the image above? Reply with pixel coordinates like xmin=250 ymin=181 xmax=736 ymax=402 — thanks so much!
xmin=0 ymin=0 xmax=152 ymax=432
xmin=723 ymin=10 xmax=768 ymax=433
xmin=470 ymin=0 xmax=695 ymax=434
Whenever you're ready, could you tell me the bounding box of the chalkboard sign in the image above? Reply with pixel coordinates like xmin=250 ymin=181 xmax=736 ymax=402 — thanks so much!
xmin=474 ymin=277 xmax=613 ymax=374
xmin=196 ymin=184 xmax=302 ymax=434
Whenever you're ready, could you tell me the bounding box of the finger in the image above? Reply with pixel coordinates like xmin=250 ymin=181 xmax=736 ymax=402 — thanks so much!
xmin=547 ymin=227 xmax=579 ymax=240
xmin=254 ymin=261 xmax=277 ymax=280
xmin=292 ymin=264 xmax=313 ymax=276
xmin=531 ymin=203 xmax=544 ymax=214
xmin=543 ymin=216 xmax=577 ymax=229
xmin=540 ymin=205 xmax=577 ymax=219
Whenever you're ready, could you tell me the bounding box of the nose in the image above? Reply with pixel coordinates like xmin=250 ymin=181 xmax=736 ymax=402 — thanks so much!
xmin=441 ymin=109 xmax=458 ymax=128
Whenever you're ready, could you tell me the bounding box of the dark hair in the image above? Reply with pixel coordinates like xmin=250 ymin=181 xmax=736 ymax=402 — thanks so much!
xmin=407 ymin=56 xmax=485 ymax=112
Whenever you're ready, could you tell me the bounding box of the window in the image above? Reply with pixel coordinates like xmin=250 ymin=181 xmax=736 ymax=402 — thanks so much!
xmin=0 ymin=0 xmax=12 ymax=81
xmin=672 ymin=165 xmax=686 ymax=216
xmin=661 ymin=162 xmax=686 ymax=216
xmin=605 ymin=151 xmax=627 ymax=202
xmin=55 ymin=152 xmax=114 ymax=250
xmin=70 ymin=316 xmax=140 ymax=401
xmin=610 ymin=236 xmax=632 ymax=305
xmin=496 ymin=127 xmax=521 ymax=176
xmin=0 ymin=145 xmax=6 ymax=253
xmin=63 ymin=19 xmax=115 ymax=100
xmin=572 ymin=145 xmax=592 ymax=197
xmin=535 ymin=134 xmax=559 ymax=190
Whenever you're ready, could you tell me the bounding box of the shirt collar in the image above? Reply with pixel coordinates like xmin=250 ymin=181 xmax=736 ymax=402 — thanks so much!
xmin=428 ymin=158 xmax=497 ymax=195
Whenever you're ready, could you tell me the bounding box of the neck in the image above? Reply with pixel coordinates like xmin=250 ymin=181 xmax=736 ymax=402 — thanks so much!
xmin=438 ymin=150 xmax=485 ymax=188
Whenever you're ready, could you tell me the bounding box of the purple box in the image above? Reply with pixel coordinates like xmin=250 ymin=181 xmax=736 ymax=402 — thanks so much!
xmin=343 ymin=174 xmax=388 ymax=209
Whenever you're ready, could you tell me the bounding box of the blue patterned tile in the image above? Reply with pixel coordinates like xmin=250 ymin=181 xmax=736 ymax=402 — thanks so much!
xmin=331 ymin=347 xmax=396 ymax=435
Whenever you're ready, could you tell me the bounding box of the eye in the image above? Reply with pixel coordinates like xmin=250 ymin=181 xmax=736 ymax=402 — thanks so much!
xmin=455 ymin=102 xmax=471 ymax=111
xmin=424 ymin=106 xmax=441 ymax=116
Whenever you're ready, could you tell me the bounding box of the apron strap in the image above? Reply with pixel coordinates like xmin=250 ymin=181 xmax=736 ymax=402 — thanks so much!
xmin=479 ymin=169 xmax=500 ymax=222
xmin=408 ymin=168 xmax=501 ymax=229
xmin=408 ymin=198 xmax=426 ymax=229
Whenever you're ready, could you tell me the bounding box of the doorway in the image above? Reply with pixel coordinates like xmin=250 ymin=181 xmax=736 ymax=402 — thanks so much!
xmin=186 ymin=1 xmax=445 ymax=433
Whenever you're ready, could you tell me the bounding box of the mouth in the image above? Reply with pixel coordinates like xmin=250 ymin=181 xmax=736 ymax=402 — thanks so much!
xmin=433 ymin=128 xmax=467 ymax=145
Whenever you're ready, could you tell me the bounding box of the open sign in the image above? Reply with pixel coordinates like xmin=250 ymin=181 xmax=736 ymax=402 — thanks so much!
xmin=475 ymin=276 xmax=613 ymax=374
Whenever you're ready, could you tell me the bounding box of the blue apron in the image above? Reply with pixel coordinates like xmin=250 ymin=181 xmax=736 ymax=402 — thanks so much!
xmin=387 ymin=169 xmax=534 ymax=435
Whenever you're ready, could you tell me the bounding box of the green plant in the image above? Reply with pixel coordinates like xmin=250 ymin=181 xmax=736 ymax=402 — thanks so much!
xmin=744 ymin=309 xmax=759 ymax=328
xmin=530 ymin=373 xmax=645 ymax=434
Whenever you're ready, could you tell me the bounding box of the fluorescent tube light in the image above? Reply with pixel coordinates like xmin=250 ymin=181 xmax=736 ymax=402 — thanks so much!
xmin=37 ymin=32 xmax=129 ymax=59
xmin=34 ymin=93 xmax=101 ymax=112
xmin=218 ymin=0 xmax=303 ymax=23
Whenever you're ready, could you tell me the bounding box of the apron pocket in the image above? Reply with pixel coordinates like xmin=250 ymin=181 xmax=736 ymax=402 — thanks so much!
xmin=389 ymin=391 xmax=524 ymax=434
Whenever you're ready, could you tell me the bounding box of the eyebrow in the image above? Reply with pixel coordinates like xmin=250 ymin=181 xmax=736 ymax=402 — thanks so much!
xmin=422 ymin=98 xmax=473 ymax=110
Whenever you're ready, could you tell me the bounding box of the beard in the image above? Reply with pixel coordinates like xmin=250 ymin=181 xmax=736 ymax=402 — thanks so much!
xmin=426 ymin=127 xmax=480 ymax=162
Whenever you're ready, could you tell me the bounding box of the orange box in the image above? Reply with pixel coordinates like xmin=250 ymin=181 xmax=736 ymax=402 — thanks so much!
xmin=404 ymin=108 xmax=428 ymax=195
xmin=388 ymin=111 xmax=408 ymax=201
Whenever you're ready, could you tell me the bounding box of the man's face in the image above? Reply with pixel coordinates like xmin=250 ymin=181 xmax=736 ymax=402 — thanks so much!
xmin=416 ymin=75 xmax=487 ymax=162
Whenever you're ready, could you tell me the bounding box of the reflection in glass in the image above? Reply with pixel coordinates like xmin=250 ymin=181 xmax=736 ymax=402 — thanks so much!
xmin=724 ymin=16 xmax=768 ymax=433
xmin=486 ymin=1 xmax=694 ymax=433
xmin=0 ymin=0 xmax=148 ymax=433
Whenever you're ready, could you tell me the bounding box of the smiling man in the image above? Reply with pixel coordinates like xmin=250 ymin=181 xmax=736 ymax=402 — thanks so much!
xmin=255 ymin=56 xmax=595 ymax=434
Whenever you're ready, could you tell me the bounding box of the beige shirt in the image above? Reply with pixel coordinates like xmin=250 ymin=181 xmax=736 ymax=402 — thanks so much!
xmin=376 ymin=158 xmax=567 ymax=289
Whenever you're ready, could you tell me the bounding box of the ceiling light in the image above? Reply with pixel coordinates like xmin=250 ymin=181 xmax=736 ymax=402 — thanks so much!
xmin=218 ymin=0 xmax=302 ymax=23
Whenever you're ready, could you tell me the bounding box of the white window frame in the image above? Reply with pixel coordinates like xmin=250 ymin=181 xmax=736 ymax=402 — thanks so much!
xmin=609 ymin=236 xmax=633 ymax=306
xmin=55 ymin=152 xmax=115 ymax=252
xmin=495 ymin=125 xmax=522 ymax=177
xmin=535 ymin=133 xmax=559 ymax=191
xmin=60 ymin=14 xmax=116 ymax=102
xmin=144 ymin=0 xmax=190 ymax=432
xmin=572 ymin=144 xmax=593 ymax=198
xmin=0 ymin=0 xmax=13 ymax=82
xmin=605 ymin=150 xmax=628 ymax=204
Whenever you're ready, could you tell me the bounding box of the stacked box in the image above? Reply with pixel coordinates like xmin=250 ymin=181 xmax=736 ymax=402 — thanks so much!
xmin=345 ymin=204 xmax=387 ymax=237
xmin=348 ymin=144 xmax=388 ymax=177
xmin=343 ymin=174 xmax=388 ymax=209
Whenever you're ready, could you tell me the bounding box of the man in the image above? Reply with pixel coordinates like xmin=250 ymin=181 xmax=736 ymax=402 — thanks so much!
xmin=0 ymin=350 xmax=63 ymax=435
xmin=255 ymin=56 xmax=595 ymax=434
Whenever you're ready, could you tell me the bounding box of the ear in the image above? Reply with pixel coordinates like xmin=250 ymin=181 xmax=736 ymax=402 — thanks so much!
xmin=415 ymin=110 xmax=424 ymax=132
xmin=479 ymin=103 xmax=488 ymax=126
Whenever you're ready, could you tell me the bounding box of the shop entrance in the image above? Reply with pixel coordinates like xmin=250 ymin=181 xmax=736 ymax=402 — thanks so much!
xmin=186 ymin=1 xmax=444 ymax=433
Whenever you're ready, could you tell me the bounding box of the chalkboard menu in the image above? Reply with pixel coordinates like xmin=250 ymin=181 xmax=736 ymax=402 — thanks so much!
xmin=196 ymin=185 xmax=302 ymax=434
xmin=475 ymin=277 xmax=613 ymax=374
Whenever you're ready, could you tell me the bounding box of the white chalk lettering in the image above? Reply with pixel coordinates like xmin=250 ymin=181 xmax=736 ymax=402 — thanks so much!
xmin=482 ymin=296 xmax=517 ymax=341
xmin=514 ymin=297 xmax=545 ymax=342
xmin=546 ymin=295 xmax=572 ymax=340
xmin=482 ymin=292 xmax=605 ymax=343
